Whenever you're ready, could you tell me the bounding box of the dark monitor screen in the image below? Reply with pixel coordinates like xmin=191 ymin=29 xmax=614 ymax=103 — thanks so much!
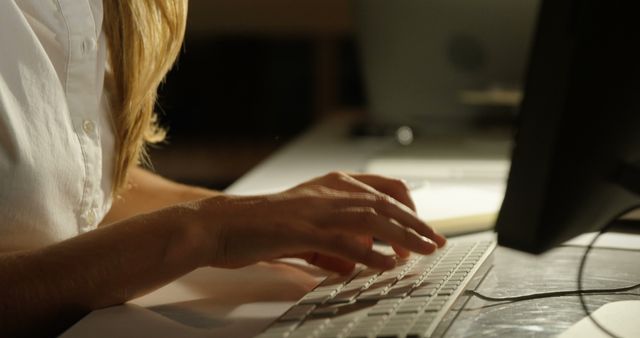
xmin=496 ymin=0 xmax=640 ymax=253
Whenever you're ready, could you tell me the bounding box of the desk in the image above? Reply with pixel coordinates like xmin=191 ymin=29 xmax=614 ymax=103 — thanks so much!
xmin=63 ymin=116 xmax=640 ymax=337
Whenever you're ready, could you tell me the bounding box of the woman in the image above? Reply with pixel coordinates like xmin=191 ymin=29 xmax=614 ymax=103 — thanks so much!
xmin=0 ymin=1 xmax=445 ymax=336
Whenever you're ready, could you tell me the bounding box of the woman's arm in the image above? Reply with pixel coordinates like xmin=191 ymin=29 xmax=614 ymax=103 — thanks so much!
xmin=0 ymin=172 xmax=446 ymax=337
xmin=101 ymin=166 xmax=219 ymax=225
xmin=0 ymin=203 xmax=208 ymax=337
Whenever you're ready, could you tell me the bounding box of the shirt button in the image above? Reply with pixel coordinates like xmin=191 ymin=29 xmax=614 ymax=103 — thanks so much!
xmin=82 ymin=38 xmax=97 ymax=54
xmin=85 ymin=208 xmax=97 ymax=226
xmin=83 ymin=120 xmax=95 ymax=134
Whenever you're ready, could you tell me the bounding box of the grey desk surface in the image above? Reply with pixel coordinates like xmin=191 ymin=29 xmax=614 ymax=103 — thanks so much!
xmin=444 ymin=244 xmax=640 ymax=337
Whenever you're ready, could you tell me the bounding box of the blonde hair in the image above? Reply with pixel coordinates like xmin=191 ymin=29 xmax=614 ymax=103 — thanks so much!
xmin=102 ymin=0 xmax=188 ymax=194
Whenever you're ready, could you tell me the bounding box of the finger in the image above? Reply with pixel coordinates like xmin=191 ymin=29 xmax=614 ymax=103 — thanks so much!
xmin=306 ymin=232 xmax=397 ymax=271
xmin=295 ymin=177 xmax=445 ymax=247
xmin=348 ymin=173 xmax=417 ymax=211
xmin=317 ymin=172 xmax=416 ymax=211
xmin=293 ymin=252 xmax=356 ymax=275
xmin=335 ymin=173 xmax=447 ymax=247
xmin=328 ymin=193 xmax=446 ymax=248
xmin=318 ymin=208 xmax=437 ymax=255
xmin=359 ymin=235 xmax=374 ymax=249
xmin=392 ymin=245 xmax=410 ymax=258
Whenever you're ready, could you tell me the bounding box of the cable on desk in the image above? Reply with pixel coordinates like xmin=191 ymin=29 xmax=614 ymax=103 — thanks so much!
xmin=577 ymin=219 xmax=621 ymax=338
xmin=465 ymin=282 xmax=640 ymax=302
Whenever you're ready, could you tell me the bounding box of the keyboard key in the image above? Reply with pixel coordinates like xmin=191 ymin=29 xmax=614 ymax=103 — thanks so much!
xmin=254 ymin=332 xmax=291 ymax=338
xmin=280 ymin=304 xmax=316 ymax=321
xmin=348 ymin=331 xmax=374 ymax=338
xmin=376 ymin=333 xmax=404 ymax=338
xmin=358 ymin=289 xmax=387 ymax=301
xmin=349 ymin=318 xmax=387 ymax=337
xmin=368 ymin=300 xmax=400 ymax=316
xmin=436 ymin=288 xmax=456 ymax=296
xmin=324 ymin=317 xmax=361 ymax=337
xmin=329 ymin=287 xmax=362 ymax=304
xmin=311 ymin=306 xmax=340 ymax=317
xmin=320 ymin=268 xmax=363 ymax=287
xmin=293 ymin=318 xmax=330 ymax=336
xmin=411 ymin=286 xmax=437 ymax=297
xmin=426 ymin=272 xmax=450 ymax=279
xmin=386 ymin=284 xmax=414 ymax=298
xmin=424 ymin=303 xmax=447 ymax=312
xmin=299 ymin=289 xmax=336 ymax=305
xmin=368 ymin=306 xmax=396 ymax=316
xmin=395 ymin=305 xmax=422 ymax=314
xmin=386 ymin=313 xmax=417 ymax=326
xmin=257 ymin=321 xmax=298 ymax=338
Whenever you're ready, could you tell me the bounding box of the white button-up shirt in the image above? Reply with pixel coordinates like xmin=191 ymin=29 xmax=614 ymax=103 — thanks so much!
xmin=0 ymin=0 xmax=115 ymax=251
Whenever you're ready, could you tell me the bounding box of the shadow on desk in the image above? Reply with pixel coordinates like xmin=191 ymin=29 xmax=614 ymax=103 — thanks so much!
xmin=63 ymin=262 xmax=326 ymax=338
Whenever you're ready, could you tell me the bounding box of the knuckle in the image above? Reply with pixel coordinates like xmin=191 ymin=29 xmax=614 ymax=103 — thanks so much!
xmin=307 ymin=184 xmax=328 ymax=193
xmin=298 ymin=185 xmax=333 ymax=198
xmin=329 ymin=233 xmax=353 ymax=249
xmin=296 ymin=194 xmax=329 ymax=210
xmin=347 ymin=192 xmax=377 ymax=207
xmin=358 ymin=192 xmax=378 ymax=203
xmin=373 ymin=194 xmax=394 ymax=209
xmin=360 ymin=206 xmax=377 ymax=215
xmin=325 ymin=171 xmax=347 ymax=181
xmin=314 ymin=185 xmax=335 ymax=196
xmin=390 ymin=178 xmax=410 ymax=193
xmin=358 ymin=209 xmax=378 ymax=224
xmin=402 ymin=226 xmax=414 ymax=242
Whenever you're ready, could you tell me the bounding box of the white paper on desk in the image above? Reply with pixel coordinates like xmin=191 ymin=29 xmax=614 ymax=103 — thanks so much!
xmin=412 ymin=180 xmax=506 ymax=222
xmin=367 ymin=157 xmax=510 ymax=181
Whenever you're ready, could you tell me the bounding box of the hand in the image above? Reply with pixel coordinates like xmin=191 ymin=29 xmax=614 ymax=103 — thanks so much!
xmin=191 ymin=172 xmax=446 ymax=274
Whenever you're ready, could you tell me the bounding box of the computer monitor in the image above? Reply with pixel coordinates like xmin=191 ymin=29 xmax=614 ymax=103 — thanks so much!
xmin=495 ymin=0 xmax=640 ymax=253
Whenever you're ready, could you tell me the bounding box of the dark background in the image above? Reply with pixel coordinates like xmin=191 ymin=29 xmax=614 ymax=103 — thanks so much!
xmin=150 ymin=0 xmax=364 ymax=190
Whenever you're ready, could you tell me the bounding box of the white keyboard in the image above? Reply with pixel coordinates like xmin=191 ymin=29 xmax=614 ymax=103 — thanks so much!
xmin=257 ymin=240 xmax=496 ymax=338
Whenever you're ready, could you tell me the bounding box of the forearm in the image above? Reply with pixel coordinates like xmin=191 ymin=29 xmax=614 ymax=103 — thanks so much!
xmin=0 ymin=204 xmax=210 ymax=337
xmin=102 ymin=167 xmax=220 ymax=225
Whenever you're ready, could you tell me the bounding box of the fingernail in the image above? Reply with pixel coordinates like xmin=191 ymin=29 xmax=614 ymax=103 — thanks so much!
xmin=383 ymin=255 xmax=397 ymax=270
xmin=421 ymin=237 xmax=437 ymax=253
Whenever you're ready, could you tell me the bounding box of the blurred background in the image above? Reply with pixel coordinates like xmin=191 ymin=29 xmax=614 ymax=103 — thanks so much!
xmin=152 ymin=0 xmax=360 ymax=189
xmin=151 ymin=0 xmax=538 ymax=190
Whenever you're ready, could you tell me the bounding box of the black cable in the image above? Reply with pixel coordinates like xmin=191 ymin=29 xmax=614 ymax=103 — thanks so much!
xmin=577 ymin=205 xmax=640 ymax=338
xmin=577 ymin=222 xmax=621 ymax=338
xmin=465 ymin=282 xmax=640 ymax=302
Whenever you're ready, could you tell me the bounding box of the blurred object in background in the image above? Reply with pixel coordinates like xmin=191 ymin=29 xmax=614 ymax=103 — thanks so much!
xmin=353 ymin=0 xmax=540 ymax=134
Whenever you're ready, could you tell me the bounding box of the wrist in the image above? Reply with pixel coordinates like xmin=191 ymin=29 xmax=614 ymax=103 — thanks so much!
xmin=177 ymin=184 xmax=220 ymax=202
xmin=158 ymin=203 xmax=215 ymax=269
